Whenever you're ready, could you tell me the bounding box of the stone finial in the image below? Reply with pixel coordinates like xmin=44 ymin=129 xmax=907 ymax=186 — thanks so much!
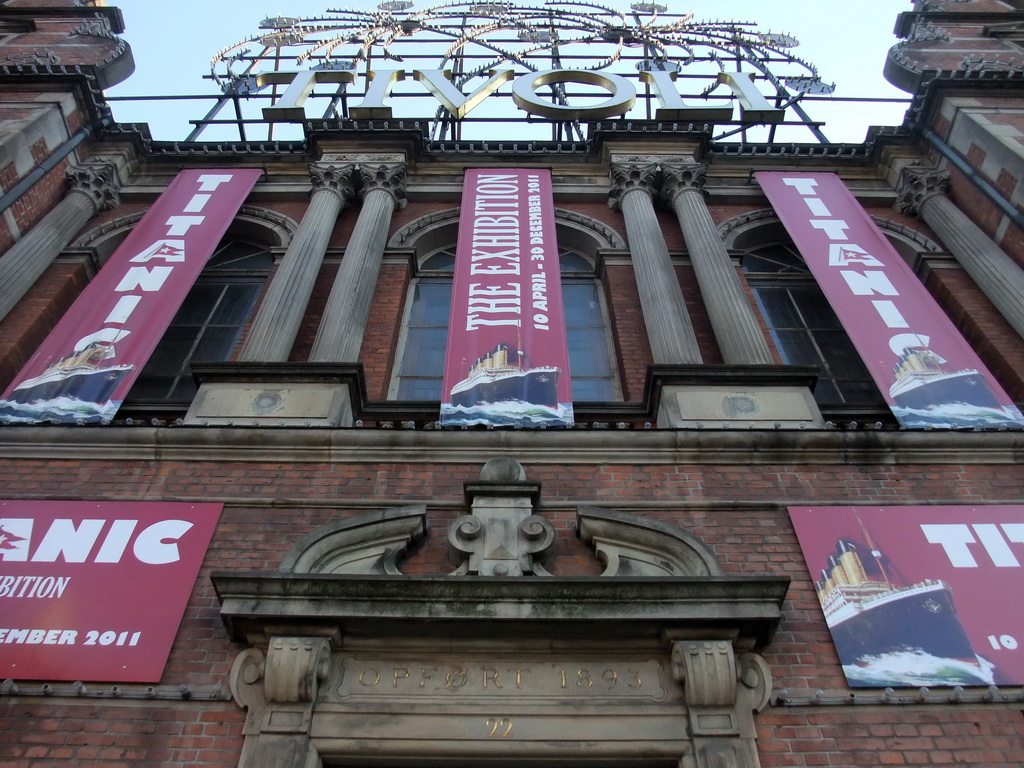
xmin=608 ymin=161 xmax=660 ymax=211
xmin=448 ymin=457 xmax=554 ymax=576
xmin=660 ymin=162 xmax=707 ymax=204
xmin=894 ymin=165 xmax=950 ymax=217
xmin=309 ymin=162 xmax=356 ymax=202
xmin=479 ymin=456 xmax=528 ymax=483
xmin=66 ymin=163 xmax=120 ymax=211
xmin=359 ymin=162 xmax=408 ymax=209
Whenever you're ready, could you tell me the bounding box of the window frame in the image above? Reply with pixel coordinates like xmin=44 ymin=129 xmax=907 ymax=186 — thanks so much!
xmin=741 ymin=239 xmax=885 ymax=409
xmin=124 ymin=240 xmax=273 ymax=406
xmin=389 ymin=245 xmax=621 ymax=403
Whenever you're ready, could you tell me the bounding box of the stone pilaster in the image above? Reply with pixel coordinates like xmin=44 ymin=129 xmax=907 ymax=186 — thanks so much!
xmin=896 ymin=165 xmax=1024 ymax=340
xmin=608 ymin=161 xmax=702 ymax=364
xmin=231 ymin=637 xmax=332 ymax=768
xmin=0 ymin=162 xmax=120 ymax=321
xmin=309 ymin=162 xmax=407 ymax=362
xmin=661 ymin=163 xmax=774 ymax=365
xmin=672 ymin=640 xmax=772 ymax=768
xmin=239 ymin=163 xmax=355 ymax=362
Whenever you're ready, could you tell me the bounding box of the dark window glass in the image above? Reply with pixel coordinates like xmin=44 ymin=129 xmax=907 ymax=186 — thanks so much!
xmin=742 ymin=242 xmax=882 ymax=407
xmin=130 ymin=241 xmax=272 ymax=402
xmin=395 ymin=247 xmax=617 ymax=401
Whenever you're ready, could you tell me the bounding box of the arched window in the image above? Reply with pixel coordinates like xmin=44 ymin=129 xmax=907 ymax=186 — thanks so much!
xmin=128 ymin=241 xmax=273 ymax=402
xmin=741 ymin=241 xmax=882 ymax=406
xmin=392 ymin=246 xmax=619 ymax=402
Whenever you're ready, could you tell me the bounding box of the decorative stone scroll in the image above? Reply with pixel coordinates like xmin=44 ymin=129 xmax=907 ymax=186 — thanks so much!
xmin=448 ymin=457 xmax=555 ymax=576
xmin=278 ymin=505 xmax=427 ymax=575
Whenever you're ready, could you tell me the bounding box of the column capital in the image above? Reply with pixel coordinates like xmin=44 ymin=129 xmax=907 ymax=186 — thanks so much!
xmin=660 ymin=162 xmax=707 ymax=204
xmin=310 ymin=162 xmax=356 ymax=203
xmin=894 ymin=165 xmax=950 ymax=217
xmin=66 ymin=162 xmax=120 ymax=211
xmin=608 ymin=161 xmax=660 ymax=211
xmin=358 ymin=162 xmax=408 ymax=210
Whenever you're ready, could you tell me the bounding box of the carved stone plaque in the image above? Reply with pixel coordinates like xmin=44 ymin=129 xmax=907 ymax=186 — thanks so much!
xmin=330 ymin=654 xmax=671 ymax=702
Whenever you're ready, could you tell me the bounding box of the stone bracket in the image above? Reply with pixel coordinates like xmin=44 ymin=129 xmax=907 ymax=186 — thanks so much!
xmin=265 ymin=636 xmax=332 ymax=704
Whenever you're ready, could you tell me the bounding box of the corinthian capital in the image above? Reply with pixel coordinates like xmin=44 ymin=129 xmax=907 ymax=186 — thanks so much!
xmin=359 ymin=162 xmax=408 ymax=209
xmin=66 ymin=162 xmax=120 ymax=211
xmin=660 ymin=162 xmax=707 ymax=204
xmin=894 ymin=166 xmax=950 ymax=217
xmin=607 ymin=161 xmax=659 ymax=211
xmin=309 ymin=162 xmax=356 ymax=202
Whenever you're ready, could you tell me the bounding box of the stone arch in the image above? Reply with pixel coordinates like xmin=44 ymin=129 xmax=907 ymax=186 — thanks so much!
xmin=577 ymin=507 xmax=723 ymax=577
xmin=72 ymin=205 xmax=298 ymax=266
xmin=719 ymin=207 xmax=942 ymax=264
xmin=278 ymin=506 xmax=427 ymax=576
xmin=389 ymin=206 xmax=626 ymax=265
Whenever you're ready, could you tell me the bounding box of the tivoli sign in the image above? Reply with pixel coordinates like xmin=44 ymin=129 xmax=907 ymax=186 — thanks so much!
xmin=257 ymin=66 xmax=785 ymax=124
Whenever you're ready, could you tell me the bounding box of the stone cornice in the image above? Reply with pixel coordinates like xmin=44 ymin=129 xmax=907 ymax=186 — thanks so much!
xmin=211 ymin=573 xmax=790 ymax=645
xmin=1 ymin=425 xmax=1022 ymax=465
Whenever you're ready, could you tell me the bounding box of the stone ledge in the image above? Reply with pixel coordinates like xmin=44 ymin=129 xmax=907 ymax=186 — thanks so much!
xmin=212 ymin=573 xmax=789 ymax=646
xmin=1 ymin=423 xmax=1023 ymax=465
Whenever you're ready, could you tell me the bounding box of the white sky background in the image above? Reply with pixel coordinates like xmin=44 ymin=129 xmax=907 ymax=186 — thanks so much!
xmin=104 ymin=0 xmax=914 ymax=144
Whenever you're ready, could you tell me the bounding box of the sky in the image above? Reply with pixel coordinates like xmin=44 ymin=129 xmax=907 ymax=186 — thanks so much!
xmin=103 ymin=0 xmax=914 ymax=144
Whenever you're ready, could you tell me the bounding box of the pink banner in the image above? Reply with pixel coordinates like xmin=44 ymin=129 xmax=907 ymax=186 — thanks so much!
xmin=790 ymin=505 xmax=1024 ymax=687
xmin=441 ymin=169 xmax=573 ymax=427
xmin=0 ymin=499 xmax=221 ymax=682
xmin=0 ymin=169 xmax=262 ymax=424
xmin=757 ymin=171 xmax=1024 ymax=429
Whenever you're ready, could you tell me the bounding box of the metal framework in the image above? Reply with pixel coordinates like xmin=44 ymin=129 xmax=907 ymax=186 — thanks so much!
xmin=109 ymin=1 xmax=909 ymax=144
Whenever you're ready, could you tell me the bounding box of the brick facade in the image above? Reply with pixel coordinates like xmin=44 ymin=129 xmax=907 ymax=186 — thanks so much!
xmin=2 ymin=2 xmax=1024 ymax=767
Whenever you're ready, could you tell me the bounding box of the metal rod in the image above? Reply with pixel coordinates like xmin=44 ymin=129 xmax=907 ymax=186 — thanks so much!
xmin=921 ymin=128 xmax=1024 ymax=233
xmin=0 ymin=117 xmax=109 ymax=217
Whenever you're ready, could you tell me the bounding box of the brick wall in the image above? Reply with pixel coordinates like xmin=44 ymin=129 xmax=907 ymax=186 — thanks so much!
xmin=2 ymin=453 xmax=1023 ymax=764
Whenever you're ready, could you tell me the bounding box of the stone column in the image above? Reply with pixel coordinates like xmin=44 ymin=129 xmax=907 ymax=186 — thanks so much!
xmin=0 ymin=163 xmax=119 ymax=321
xmin=608 ymin=162 xmax=702 ymax=364
xmin=239 ymin=163 xmax=355 ymax=361
xmin=309 ymin=163 xmax=407 ymax=362
xmin=896 ymin=166 xmax=1024 ymax=340
xmin=661 ymin=163 xmax=774 ymax=365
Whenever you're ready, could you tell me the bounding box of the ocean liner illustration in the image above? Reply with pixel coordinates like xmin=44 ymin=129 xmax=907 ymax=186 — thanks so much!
xmin=816 ymin=537 xmax=988 ymax=681
xmin=7 ymin=341 xmax=133 ymax=405
xmin=449 ymin=343 xmax=559 ymax=408
xmin=889 ymin=346 xmax=1000 ymax=410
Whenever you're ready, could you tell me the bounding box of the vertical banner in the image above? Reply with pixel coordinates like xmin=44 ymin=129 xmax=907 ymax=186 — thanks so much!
xmin=0 ymin=168 xmax=262 ymax=424
xmin=757 ymin=172 xmax=1024 ymax=429
xmin=790 ymin=505 xmax=1024 ymax=688
xmin=440 ymin=169 xmax=573 ymax=427
xmin=0 ymin=499 xmax=222 ymax=682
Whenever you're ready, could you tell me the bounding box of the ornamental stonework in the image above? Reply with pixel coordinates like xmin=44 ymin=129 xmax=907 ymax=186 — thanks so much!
xmin=894 ymin=166 xmax=950 ymax=217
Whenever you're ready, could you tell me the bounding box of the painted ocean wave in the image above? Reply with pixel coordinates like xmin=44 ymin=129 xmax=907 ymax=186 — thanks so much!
xmin=0 ymin=395 xmax=119 ymax=424
xmin=844 ymin=649 xmax=996 ymax=687
xmin=440 ymin=400 xmax=574 ymax=428
xmin=892 ymin=402 xmax=1024 ymax=430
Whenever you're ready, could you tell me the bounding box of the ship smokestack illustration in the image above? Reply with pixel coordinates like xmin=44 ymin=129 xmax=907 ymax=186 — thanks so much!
xmin=812 ymin=533 xmax=992 ymax=686
xmin=448 ymin=342 xmax=560 ymax=408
